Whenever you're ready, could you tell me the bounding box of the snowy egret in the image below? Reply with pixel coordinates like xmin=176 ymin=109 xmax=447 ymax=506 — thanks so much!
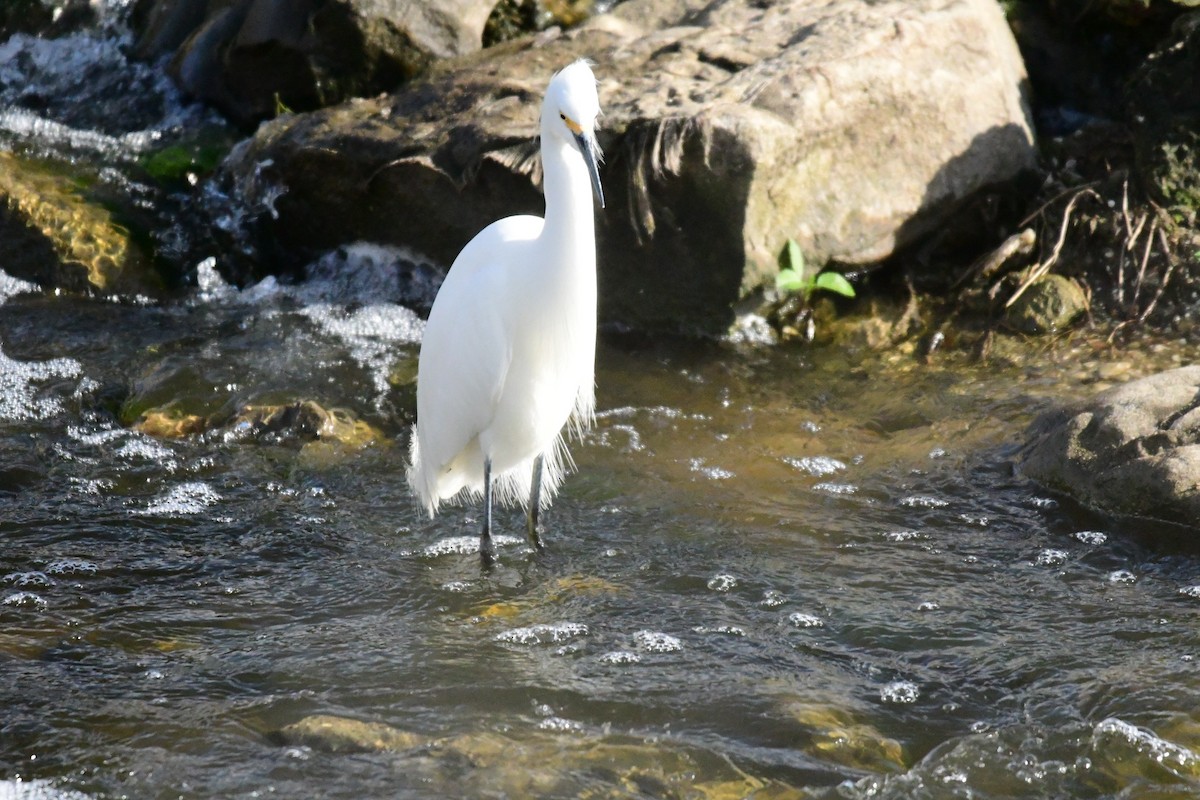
xmin=406 ymin=60 xmax=605 ymax=563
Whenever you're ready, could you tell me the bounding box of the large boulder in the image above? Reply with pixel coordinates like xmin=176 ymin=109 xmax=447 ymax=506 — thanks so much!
xmin=131 ymin=0 xmax=498 ymax=127
xmin=214 ymin=0 xmax=1036 ymax=333
xmin=1020 ymin=366 xmax=1200 ymax=527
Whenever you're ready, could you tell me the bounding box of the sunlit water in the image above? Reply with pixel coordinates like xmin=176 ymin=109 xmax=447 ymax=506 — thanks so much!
xmin=0 ymin=268 xmax=1197 ymax=800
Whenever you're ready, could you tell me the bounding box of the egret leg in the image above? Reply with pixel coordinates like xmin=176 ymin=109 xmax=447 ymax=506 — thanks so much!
xmin=527 ymin=454 xmax=545 ymax=551
xmin=480 ymin=458 xmax=495 ymax=566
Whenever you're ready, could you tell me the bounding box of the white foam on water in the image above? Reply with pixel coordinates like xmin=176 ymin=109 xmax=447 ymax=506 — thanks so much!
xmin=495 ymin=622 xmax=589 ymax=646
xmin=760 ymin=589 xmax=786 ymax=607
xmin=880 ymin=681 xmax=920 ymax=704
xmin=418 ymin=534 xmax=522 ymax=558
xmin=688 ymin=457 xmax=733 ymax=480
xmin=1178 ymin=585 xmax=1200 ymax=599
xmin=134 ymin=482 xmax=220 ymax=516
xmin=538 ymin=716 xmax=585 ymax=733
xmin=0 ymin=270 xmax=39 ymax=303
xmin=1108 ymin=570 xmax=1137 ymax=584
xmin=632 ymin=630 xmax=682 ymax=653
xmin=0 ymin=778 xmax=93 ymax=800
xmin=788 ymin=612 xmax=824 ymax=628
xmin=899 ymin=494 xmax=949 ymax=508
xmin=693 ymin=625 xmax=745 ymax=636
xmin=2 ymin=572 xmax=53 ymax=588
xmin=44 ymin=559 xmax=99 ymax=576
xmin=1073 ymin=530 xmax=1107 ymax=545
xmin=3 ymin=591 xmax=47 ymax=609
xmin=599 ymin=650 xmax=641 ymax=664
xmin=707 ymin=573 xmax=738 ymax=592
xmin=784 ymin=455 xmax=847 ymax=477
xmin=814 ymin=482 xmax=857 ymax=495
xmin=0 ymin=347 xmax=82 ymax=421
xmin=882 ymin=529 xmax=922 ymax=542
xmin=1035 ymin=549 xmax=1068 ymax=567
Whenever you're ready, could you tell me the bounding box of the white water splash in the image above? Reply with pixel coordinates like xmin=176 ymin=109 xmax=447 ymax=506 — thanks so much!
xmin=0 ymin=347 xmax=82 ymax=421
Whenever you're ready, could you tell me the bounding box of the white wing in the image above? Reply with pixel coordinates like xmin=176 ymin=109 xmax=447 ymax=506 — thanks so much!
xmin=407 ymin=215 xmax=543 ymax=513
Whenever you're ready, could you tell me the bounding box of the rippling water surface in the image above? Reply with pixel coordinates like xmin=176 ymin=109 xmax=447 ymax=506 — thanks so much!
xmin=1 ymin=277 xmax=1198 ymax=799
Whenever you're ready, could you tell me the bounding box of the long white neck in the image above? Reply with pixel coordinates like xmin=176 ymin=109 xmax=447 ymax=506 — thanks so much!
xmin=538 ymin=132 xmax=596 ymax=270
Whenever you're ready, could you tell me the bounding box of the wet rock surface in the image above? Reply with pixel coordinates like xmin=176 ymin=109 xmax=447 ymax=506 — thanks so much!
xmin=0 ymin=151 xmax=159 ymax=295
xmin=131 ymin=0 xmax=498 ymax=127
xmin=215 ymin=0 xmax=1036 ymax=334
xmin=1021 ymin=366 xmax=1200 ymax=527
xmin=276 ymin=714 xmax=426 ymax=753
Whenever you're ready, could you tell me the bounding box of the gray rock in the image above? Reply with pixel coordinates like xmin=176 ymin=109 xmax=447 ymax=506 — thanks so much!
xmin=1020 ymin=366 xmax=1200 ymax=526
xmin=132 ymin=0 xmax=497 ymax=126
xmin=215 ymin=0 xmax=1036 ymax=333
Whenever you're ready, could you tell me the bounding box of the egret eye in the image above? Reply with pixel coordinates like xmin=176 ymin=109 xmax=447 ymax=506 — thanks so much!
xmin=559 ymin=113 xmax=566 ymax=121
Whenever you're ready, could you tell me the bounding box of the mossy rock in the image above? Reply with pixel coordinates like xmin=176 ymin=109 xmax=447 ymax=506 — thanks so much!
xmin=1005 ymin=274 xmax=1088 ymax=333
xmin=0 ymin=152 xmax=159 ymax=296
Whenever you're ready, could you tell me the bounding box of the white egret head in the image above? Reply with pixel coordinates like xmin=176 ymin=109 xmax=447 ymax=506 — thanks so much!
xmin=542 ymin=59 xmax=605 ymax=208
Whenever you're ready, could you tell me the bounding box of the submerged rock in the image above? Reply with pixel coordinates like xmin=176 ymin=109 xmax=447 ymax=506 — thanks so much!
xmin=0 ymin=152 xmax=158 ymax=296
xmin=226 ymin=400 xmax=385 ymax=448
xmin=215 ymin=0 xmax=1036 ymax=334
xmin=276 ymin=714 xmax=426 ymax=753
xmin=132 ymin=0 xmax=498 ymax=127
xmin=1020 ymin=366 xmax=1200 ymax=527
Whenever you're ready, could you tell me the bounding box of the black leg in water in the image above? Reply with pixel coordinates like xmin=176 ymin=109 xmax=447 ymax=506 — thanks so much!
xmin=480 ymin=457 xmax=495 ymax=567
xmin=527 ymin=453 xmax=545 ymax=552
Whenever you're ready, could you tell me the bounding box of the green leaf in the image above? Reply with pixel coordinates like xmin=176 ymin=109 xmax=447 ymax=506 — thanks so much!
xmin=814 ymin=270 xmax=856 ymax=298
xmin=775 ymin=268 xmax=806 ymax=294
xmin=778 ymin=238 xmax=806 ymax=274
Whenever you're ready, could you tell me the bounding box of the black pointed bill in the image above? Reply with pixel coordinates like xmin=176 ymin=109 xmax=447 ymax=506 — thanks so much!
xmin=574 ymin=132 xmax=605 ymax=209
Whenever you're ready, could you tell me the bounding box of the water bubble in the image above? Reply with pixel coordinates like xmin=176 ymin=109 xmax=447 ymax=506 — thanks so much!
xmin=1036 ymin=549 xmax=1068 ymax=567
xmin=788 ymin=612 xmax=824 ymax=628
xmin=135 ymin=482 xmax=220 ymax=516
xmin=1093 ymin=718 xmax=1198 ymax=776
xmin=880 ymin=681 xmax=920 ymax=704
xmin=784 ymin=455 xmax=847 ymax=477
xmin=917 ymin=601 xmax=940 ymax=612
xmin=882 ymin=530 xmax=921 ymax=542
xmin=760 ymin=589 xmax=786 ymax=608
xmin=801 ymin=421 xmax=821 ymax=433
xmin=2 ymin=572 xmax=53 ymax=588
xmin=1070 ymin=530 xmax=1106 ymax=545
xmin=0 ymin=347 xmax=82 ymax=422
xmin=421 ymin=534 xmax=521 ymax=557
xmin=3 ymin=592 xmax=47 ymax=609
xmin=814 ymin=482 xmax=857 ymax=495
xmin=538 ymin=716 xmax=584 ymax=733
xmin=1108 ymin=570 xmax=1137 ymax=584
xmin=495 ymin=622 xmax=588 ymax=646
xmin=45 ymin=559 xmax=98 ymax=576
xmin=440 ymin=581 xmax=472 ymax=593
xmin=633 ymin=630 xmax=683 ymax=653
xmin=707 ymin=574 xmax=738 ymax=592
xmin=900 ymin=495 xmax=949 ymax=508
xmin=600 ymin=650 xmax=642 ymax=665
xmin=693 ymin=625 xmax=745 ymax=636
xmin=688 ymin=458 xmax=733 ymax=480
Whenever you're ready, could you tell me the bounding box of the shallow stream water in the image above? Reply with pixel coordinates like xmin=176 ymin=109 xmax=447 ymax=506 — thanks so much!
xmin=1 ymin=270 xmax=1198 ymax=799
xmin=2 ymin=6 xmax=1199 ymax=798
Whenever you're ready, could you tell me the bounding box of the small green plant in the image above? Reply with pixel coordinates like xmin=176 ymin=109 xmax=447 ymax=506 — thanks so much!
xmin=775 ymin=238 xmax=856 ymax=300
